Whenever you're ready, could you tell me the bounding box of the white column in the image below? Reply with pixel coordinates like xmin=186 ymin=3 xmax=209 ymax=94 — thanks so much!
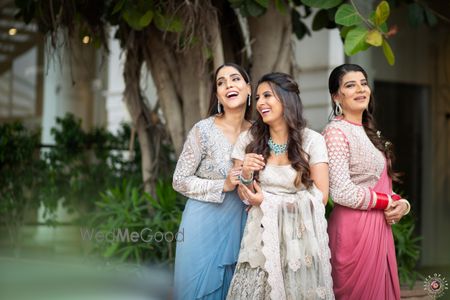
xmin=41 ymin=37 xmax=97 ymax=145
xmin=104 ymin=36 xmax=129 ymax=134
xmin=293 ymin=15 xmax=344 ymax=131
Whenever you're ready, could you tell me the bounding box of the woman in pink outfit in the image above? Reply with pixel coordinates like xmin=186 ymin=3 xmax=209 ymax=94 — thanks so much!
xmin=323 ymin=64 xmax=411 ymax=300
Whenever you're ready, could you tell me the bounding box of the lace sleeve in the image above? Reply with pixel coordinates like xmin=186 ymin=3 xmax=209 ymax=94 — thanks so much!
xmin=172 ymin=125 xmax=226 ymax=203
xmin=323 ymin=127 xmax=372 ymax=210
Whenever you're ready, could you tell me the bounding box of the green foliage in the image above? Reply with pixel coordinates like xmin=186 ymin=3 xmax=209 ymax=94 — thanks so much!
xmin=301 ymin=0 xmax=342 ymax=9
xmin=0 ymin=122 xmax=44 ymax=247
xmin=292 ymin=9 xmax=311 ymax=39
xmin=382 ymin=39 xmax=395 ymax=65
xmin=14 ymin=0 xmax=184 ymax=48
xmin=325 ymin=197 xmax=334 ymax=219
xmin=366 ymin=29 xmax=383 ymax=47
xmin=335 ymin=4 xmax=362 ymax=26
xmin=406 ymin=2 xmax=438 ymax=28
xmin=229 ymin=0 xmax=268 ymax=17
xmin=41 ymin=114 xmax=141 ymax=218
xmin=344 ymin=26 xmax=370 ymax=55
xmin=375 ymin=1 xmax=390 ymax=26
xmin=87 ymin=179 xmax=184 ymax=264
xmin=312 ymin=9 xmax=329 ymax=30
xmin=335 ymin=1 xmax=394 ymax=64
xmin=392 ymin=213 xmax=422 ymax=287
xmin=0 ymin=113 xmax=180 ymax=263
xmin=0 ymin=114 xmax=144 ymax=252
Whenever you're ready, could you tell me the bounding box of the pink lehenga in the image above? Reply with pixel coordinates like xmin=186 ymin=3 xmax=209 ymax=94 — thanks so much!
xmin=323 ymin=118 xmax=401 ymax=300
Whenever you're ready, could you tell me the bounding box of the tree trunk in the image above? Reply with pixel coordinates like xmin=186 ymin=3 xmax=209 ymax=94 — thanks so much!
xmin=146 ymin=16 xmax=225 ymax=156
xmin=145 ymin=28 xmax=185 ymax=156
xmin=123 ymin=31 xmax=157 ymax=196
xmin=248 ymin=2 xmax=293 ymax=82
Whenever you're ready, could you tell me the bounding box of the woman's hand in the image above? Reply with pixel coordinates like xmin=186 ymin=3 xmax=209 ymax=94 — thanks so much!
xmin=241 ymin=153 xmax=265 ymax=178
xmin=223 ymin=167 xmax=242 ymax=192
xmin=384 ymin=201 xmax=409 ymax=225
xmin=238 ymin=181 xmax=264 ymax=206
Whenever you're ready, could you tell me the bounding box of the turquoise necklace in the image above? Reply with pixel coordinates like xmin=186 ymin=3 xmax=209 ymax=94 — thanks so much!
xmin=268 ymin=137 xmax=287 ymax=155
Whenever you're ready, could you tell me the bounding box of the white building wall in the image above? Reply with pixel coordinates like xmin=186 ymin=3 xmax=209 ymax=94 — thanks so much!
xmin=293 ymin=15 xmax=344 ymax=132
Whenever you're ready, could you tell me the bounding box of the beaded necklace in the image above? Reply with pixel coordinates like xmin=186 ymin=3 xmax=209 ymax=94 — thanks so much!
xmin=268 ymin=137 xmax=287 ymax=155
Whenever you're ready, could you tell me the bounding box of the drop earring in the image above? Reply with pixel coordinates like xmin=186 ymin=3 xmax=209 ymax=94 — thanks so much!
xmin=217 ymin=102 xmax=222 ymax=114
xmin=247 ymin=95 xmax=251 ymax=106
xmin=335 ymin=102 xmax=342 ymax=116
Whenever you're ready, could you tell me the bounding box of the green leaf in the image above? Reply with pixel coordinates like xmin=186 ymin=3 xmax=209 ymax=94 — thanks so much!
xmin=374 ymin=1 xmax=390 ymax=26
xmin=340 ymin=25 xmax=355 ymax=38
xmin=154 ymin=13 xmax=183 ymax=33
xmin=424 ymin=7 xmax=438 ymax=27
xmin=344 ymin=26 xmax=369 ymax=55
xmin=382 ymin=39 xmax=395 ymax=65
xmin=335 ymin=3 xmax=362 ymax=26
xmin=408 ymin=3 xmax=424 ymax=28
xmin=123 ymin=9 xmax=145 ymax=30
xmin=254 ymin=0 xmax=269 ymax=8
xmin=112 ymin=0 xmax=126 ymax=15
xmin=301 ymin=0 xmax=342 ymax=9
xmin=274 ymin=0 xmax=287 ymax=14
xmin=365 ymin=29 xmax=382 ymax=46
xmin=104 ymin=242 xmax=119 ymax=258
xmin=292 ymin=9 xmax=311 ymax=40
xmin=139 ymin=10 xmax=154 ymax=28
xmin=312 ymin=9 xmax=330 ymax=31
xmin=245 ymin=0 xmax=266 ymax=17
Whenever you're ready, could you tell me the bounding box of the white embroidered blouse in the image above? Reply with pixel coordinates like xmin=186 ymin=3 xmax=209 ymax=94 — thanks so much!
xmin=172 ymin=117 xmax=233 ymax=203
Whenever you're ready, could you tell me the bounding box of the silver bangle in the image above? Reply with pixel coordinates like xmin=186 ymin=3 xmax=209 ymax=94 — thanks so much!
xmin=239 ymin=172 xmax=254 ymax=185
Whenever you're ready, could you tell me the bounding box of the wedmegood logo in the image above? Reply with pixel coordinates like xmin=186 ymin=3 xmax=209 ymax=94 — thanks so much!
xmin=423 ymin=273 xmax=448 ymax=299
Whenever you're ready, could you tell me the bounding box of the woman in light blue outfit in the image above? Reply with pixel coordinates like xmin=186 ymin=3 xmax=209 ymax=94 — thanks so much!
xmin=172 ymin=63 xmax=253 ymax=299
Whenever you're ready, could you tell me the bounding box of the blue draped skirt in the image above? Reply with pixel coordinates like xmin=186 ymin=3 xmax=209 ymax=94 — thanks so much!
xmin=173 ymin=191 xmax=247 ymax=300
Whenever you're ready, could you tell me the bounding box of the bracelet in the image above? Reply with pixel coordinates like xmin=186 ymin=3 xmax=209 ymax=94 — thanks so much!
xmin=239 ymin=172 xmax=254 ymax=185
xmin=398 ymin=199 xmax=411 ymax=215
xmin=391 ymin=194 xmax=402 ymax=201
xmin=373 ymin=192 xmax=390 ymax=209
xmin=371 ymin=191 xmax=378 ymax=208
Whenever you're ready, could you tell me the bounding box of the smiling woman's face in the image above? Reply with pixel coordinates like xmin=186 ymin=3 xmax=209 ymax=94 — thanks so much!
xmin=334 ymin=71 xmax=371 ymax=116
xmin=255 ymin=82 xmax=284 ymax=125
xmin=215 ymin=66 xmax=250 ymax=111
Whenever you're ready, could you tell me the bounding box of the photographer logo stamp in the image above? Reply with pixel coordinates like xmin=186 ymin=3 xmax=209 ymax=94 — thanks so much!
xmin=423 ymin=273 xmax=448 ymax=299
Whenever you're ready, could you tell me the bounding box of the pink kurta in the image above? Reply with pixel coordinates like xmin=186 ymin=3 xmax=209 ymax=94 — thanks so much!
xmin=323 ymin=118 xmax=400 ymax=300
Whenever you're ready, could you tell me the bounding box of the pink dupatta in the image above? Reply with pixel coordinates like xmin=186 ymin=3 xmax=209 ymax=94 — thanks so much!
xmin=328 ymin=164 xmax=401 ymax=300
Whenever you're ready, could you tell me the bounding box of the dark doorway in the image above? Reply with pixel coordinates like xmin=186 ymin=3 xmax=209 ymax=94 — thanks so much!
xmin=373 ymin=81 xmax=429 ymax=233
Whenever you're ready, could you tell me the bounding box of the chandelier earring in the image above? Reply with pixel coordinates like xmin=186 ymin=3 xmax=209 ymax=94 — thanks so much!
xmin=335 ymin=102 xmax=343 ymax=116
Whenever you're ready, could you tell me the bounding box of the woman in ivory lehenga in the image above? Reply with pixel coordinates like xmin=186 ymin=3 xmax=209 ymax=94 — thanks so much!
xmin=227 ymin=72 xmax=334 ymax=300
xmin=172 ymin=63 xmax=253 ymax=299
xmin=323 ymin=64 xmax=411 ymax=299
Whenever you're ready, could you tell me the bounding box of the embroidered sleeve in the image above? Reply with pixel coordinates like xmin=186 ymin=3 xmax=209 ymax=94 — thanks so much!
xmin=323 ymin=127 xmax=372 ymax=210
xmin=172 ymin=125 xmax=226 ymax=203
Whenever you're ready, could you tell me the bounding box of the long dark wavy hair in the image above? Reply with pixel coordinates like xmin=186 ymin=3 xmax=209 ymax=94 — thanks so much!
xmin=207 ymin=63 xmax=253 ymax=121
xmin=329 ymin=63 xmax=401 ymax=182
xmin=245 ymin=72 xmax=313 ymax=189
